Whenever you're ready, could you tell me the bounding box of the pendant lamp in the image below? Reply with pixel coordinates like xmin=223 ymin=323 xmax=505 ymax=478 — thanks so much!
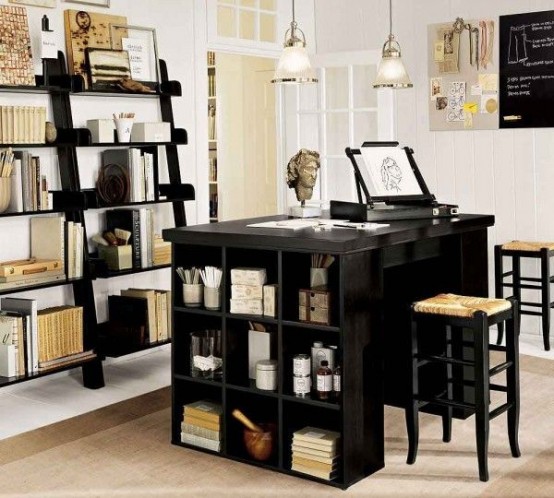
xmin=271 ymin=0 xmax=318 ymax=84
xmin=373 ymin=0 xmax=413 ymax=88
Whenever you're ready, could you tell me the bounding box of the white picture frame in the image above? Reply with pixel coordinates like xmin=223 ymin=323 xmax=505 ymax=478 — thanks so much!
xmin=110 ymin=24 xmax=159 ymax=88
xmin=359 ymin=146 xmax=424 ymax=197
xmin=64 ymin=0 xmax=110 ymax=7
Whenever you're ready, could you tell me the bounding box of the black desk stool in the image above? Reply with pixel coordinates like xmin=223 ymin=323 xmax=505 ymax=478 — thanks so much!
xmin=406 ymin=294 xmax=521 ymax=482
xmin=495 ymin=241 xmax=553 ymax=351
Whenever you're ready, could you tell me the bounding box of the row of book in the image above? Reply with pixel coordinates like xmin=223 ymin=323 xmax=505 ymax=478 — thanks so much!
xmin=108 ymin=287 xmax=172 ymax=347
xmin=208 ymin=73 xmax=217 ymax=98
xmin=102 ymin=149 xmax=156 ymax=203
xmin=209 ymin=192 xmax=218 ymax=219
xmin=180 ymin=400 xmax=222 ymax=453
xmin=0 ymin=297 xmax=93 ymax=377
xmin=209 ymin=157 xmax=217 ymax=182
xmin=0 ymin=106 xmax=47 ymax=144
xmin=106 ymin=208 xmax=157 ymax=269
xmin=291 ymin=426 xmax=340 ymax=481
xmin=30 ymin=215 xmax=84 ymax=280
xmin=8 ymin=151 xmax=52 ymax=213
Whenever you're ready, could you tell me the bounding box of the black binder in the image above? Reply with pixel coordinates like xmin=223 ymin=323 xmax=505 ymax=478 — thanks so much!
xmin=331 ymin=142 xmax=459 ymax=222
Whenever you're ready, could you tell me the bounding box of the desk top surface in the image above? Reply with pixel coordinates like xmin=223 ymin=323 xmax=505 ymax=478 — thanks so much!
xmin=163 ymin=214 xmax=494 ymax=254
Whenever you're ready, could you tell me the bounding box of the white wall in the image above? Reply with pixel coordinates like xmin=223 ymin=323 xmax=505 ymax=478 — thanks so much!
xmin=0 ymin=0 xmax=198 ymax=319
xmin=314 ymin=0 xmax=554 ymax=338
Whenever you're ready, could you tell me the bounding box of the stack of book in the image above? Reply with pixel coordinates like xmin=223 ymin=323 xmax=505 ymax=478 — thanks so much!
xmin=229 ymin=268 xmax=267 ymax=316
xmin=291 ymin=426 xmax=341 ymax=481
xmin=181 ymin=400 xmax=222 ymax=452
xmin=9 ymin=151 xmax=52 ymax=212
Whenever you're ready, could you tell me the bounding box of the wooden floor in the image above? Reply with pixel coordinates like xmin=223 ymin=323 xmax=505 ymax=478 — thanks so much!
xmin=0 ymin=354 xmax=553 ymax=497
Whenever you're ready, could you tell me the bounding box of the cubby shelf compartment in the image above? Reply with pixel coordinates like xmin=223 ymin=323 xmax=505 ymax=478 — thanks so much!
xmin=175 ymin=306 xmax=224 ymax=317
xmin=0 ymin=353 xmax=98 ymax=388
xmin=226 ymin=381 xmax=279 ymax=398
xmin=225 ymin=313 xmax=278 ymax=324
xmin=174 ymin=373 xmax=223 ymax=386
xmin=281 ymin=320 xmax=340 ymax=333
xmin=281 ymin=393 xmax=341 ymax=411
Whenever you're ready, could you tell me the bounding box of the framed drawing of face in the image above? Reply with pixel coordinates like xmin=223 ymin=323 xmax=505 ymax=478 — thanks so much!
xmin=359 ymin=146 xmax=423 ymax=198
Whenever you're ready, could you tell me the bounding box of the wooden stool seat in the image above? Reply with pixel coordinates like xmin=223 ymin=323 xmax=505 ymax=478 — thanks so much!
xmin=406 ymin=296 xmax=521 ymax=482
xmin=502 ymin=240 xmax=554 ymax=252
xmin=414 ymin=293 xmax=512 ymax=318
xmin=495 ymin=243 xmax=552 ymax=350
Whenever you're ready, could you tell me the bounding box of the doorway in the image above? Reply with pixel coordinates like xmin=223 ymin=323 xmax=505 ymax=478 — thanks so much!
xmin=208 ymin=51 xmax=277 ymax=222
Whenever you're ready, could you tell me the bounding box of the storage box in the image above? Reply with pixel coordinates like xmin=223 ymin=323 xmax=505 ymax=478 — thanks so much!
xmin=263 ymin=284 xmax=278 ymax=318
xmin=230 ymin=299 xmax=263 ymax=315
xmin=230 ymin=267 xmax=267 ymax=286
xmin=131 ymin=122 xmax=171 ymax=143
xmin=231 ymin=284 xmax=263 ymax=300
xmin=86 ymin=119 xmax=115 ymax=144
xmin=299 ymin=288 xmax=331 ymax=325
xmin=98 ymin=245 xmax=132 ymax=271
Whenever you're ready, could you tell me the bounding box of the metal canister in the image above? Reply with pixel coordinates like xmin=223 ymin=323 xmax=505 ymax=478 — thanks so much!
xmin=293 ymin=354 xmax=311 ymax=397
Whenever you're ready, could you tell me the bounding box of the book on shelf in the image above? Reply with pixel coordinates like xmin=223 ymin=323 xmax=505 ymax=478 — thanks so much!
xmin=0 ymin=258 xmax=62 ymax=278
xmin=8 ymin=151 xmax=52 ymax=212
xmin=292 ymin=437 xmax=337 ymax=452
xmin=153 ymin=289 xmax=171 ymax=341
xmin=292 ymin=455 xmax=338 ymax=472
xmin=291 ymin=463 xmax=338 ymax=481
xmin=208 ymin=157 xmax=217 ymax=182
xmin=120 ymin=289 xmax=157 ymax=344
xmin=0 ymin=313 xmax=24 ymax=377
xmin=290 ymin=451 xmax=339 ymax=466
xmin=1 ymin=297 xmax=38 ymax=374
xmin=36 ymin=305 xmax=84 ymax=367
xmin=183 ymin=414 xmax=221 ymax=432
xmin=293 ymin=427 xmax=341 ymax=448
xmin=291 ymin=444 xmax=337 ymax=459
xmin=180 ymin=423 xmax=221 ymax=441
xmin=38 ymin=349 xmax=95 ymax=371
xmin=181 ymin=432 xmax=221 ymax=452
xmin=183 ymin=400 xmax=222 ymax=423
xmin=0 ymin=106 xmax=46 ymax=144
xmin=0 ymin=273 xmax=65 ymax=290
xmin=31 ymin=215 xmax=65 ymax=270
xmin=107 ymin=295 xmax=148 ymax=349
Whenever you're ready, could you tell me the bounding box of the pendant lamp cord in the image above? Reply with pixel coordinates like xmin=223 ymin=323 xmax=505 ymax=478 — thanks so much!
xmin=292 ymin=0 xmax=296 ymax=24
xmin=389 ymin=0 xmax=392 ymax=37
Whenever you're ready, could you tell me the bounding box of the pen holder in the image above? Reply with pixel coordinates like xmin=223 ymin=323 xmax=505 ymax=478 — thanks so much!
xmin=183 ymin=283 xmax=203 ymax=308
xmin=204 ymin=286 xmax=221 ymax=310
xmin=0 ymin=178 xmax=11 ymax=214
xmin=310 ymin=268 xmax=328 ymax=289
xmin=114 ymin=118 xmax=134 ymax=143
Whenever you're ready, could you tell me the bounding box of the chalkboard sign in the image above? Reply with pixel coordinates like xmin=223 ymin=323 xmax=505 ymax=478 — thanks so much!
xmin=500 ymin=10 xmax=554 ymax=128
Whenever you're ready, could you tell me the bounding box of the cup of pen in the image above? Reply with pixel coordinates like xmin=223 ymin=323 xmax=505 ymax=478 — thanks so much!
xmin=113 ymin=113 xmax=135 ymax=143
xmin=177 ymin=267 xmax=204 ymax=307
xmin=201 ymin=266 xmax=222 ymax=311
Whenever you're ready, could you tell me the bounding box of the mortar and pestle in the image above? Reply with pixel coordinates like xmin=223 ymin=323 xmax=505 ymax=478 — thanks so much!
xmin=232 ymin=409 xmax=276 ymax=462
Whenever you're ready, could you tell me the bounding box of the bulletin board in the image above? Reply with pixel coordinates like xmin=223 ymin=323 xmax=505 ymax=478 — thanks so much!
xmin=428 ymin=19 xmax=499 ymax=131
xmin=500 ymin=10 xmax=554 ymax=128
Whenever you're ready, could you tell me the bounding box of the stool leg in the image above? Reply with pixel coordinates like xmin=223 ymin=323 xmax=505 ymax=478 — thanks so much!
xmin=506 ymin=298 xmax=521 ymax=458
xmin=406 ymin=312 xmax=419 ymax=465
xmin=443 ymin=325 xmax=453 ymax=443
xmin=495 ymin=245 xmax=505 ymax=345
xmin=473 ymin=312 xmax=490 ymax=482
xmin=513 ymin=255 xmax=522 ymax=334
xmin=540 ymin=249 xmax=551 ymax=351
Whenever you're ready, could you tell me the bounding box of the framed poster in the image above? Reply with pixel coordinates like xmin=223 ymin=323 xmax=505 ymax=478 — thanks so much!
xmin=0 ymin=6 xmax=35 ymax=86
xmin=110 ymin=24 xmax=159 ymax=89
xmin=85 ymin=48 xmax=131 ymax=90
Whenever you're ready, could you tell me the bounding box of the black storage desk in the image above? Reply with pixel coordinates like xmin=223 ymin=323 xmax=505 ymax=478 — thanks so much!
xmin=163 ymin=213 xmax=494 ymax=489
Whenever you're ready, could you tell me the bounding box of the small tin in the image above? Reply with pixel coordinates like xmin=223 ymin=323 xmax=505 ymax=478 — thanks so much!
xmin=293 ymin=375 xmax=311 ymax=397
xmin=293 ymin=354 xmax=311 ymax=377
xmin=256 ymin=359 xmax=278 ymax=391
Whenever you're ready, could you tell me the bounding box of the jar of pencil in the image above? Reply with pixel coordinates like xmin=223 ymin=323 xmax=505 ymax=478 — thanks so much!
xmin=201 ymin=266 xmax=223 ymax=311
xmin=310 ymin=253 xmax=335 ymax=289
xmin=177 ymin=267 xmax=203 ymax=308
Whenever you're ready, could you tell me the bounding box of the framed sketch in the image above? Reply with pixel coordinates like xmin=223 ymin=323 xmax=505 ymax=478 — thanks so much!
xmin=64 ymin=0 xmax=110 ymax=7
xmin=110 ymin=24 xmax=160 ymax=89
xmin=9 ymin=0 xmax=56 ymax=7
xmin=85 ymin=48 xmax=131 ymax=90
xmin=359 ymin=146 xmax=424 ymax=198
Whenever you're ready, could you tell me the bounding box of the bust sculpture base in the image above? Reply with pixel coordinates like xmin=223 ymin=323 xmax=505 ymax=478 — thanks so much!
xmin=289 ymin=205 xmax=322 ymax=218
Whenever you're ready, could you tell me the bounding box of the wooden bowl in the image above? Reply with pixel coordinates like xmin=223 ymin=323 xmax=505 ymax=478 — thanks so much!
xmin=243 ymin=423 xmax=276 ymax=461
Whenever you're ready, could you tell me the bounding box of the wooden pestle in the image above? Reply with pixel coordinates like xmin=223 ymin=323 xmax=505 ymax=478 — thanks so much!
xmin=232 ymin=409 xmax=263 ymax=433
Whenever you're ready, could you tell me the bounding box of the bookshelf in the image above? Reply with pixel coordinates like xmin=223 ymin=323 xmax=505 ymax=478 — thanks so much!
xmin=0 ymin=51 xmax=194 ymax=388
xmin=164 ymin=226 xmax=384 ymax=489
xmin=207 ymin=51 xmax=218 ymax=223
